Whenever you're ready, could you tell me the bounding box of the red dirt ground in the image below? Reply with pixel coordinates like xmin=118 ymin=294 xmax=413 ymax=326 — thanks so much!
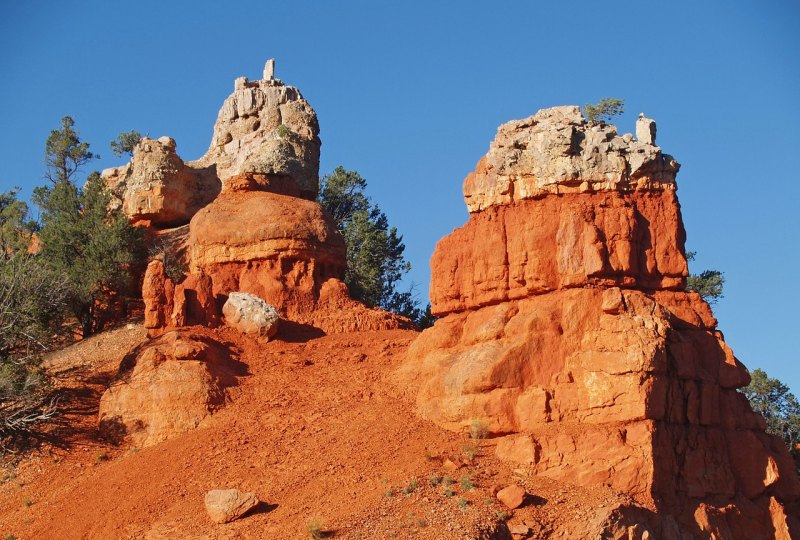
xmin=0 ymin=323 xmax=624 ymax=539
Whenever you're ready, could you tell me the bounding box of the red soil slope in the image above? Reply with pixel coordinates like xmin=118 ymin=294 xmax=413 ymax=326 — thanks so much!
xmin=1 ymin=323 xmax=637 ymax=539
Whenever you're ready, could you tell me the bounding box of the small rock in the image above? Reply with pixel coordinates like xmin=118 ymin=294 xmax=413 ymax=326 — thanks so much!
xmin=204 ymin=488 xmax=259 ymax=524
xmin=509 ymin=522 xmax=531 ymax=535
xmin=442 ymin=459 xmax=460 ymax=472
xmin=497 ymin=484 xmax=526 ymax=510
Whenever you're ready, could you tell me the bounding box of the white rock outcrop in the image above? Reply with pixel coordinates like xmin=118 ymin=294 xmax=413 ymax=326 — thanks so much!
xmin=463 ymin=106 xmax=680 ymax=212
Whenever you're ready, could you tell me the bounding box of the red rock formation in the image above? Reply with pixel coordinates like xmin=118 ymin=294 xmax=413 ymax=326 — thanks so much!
xmin=135 ymin=63 xmax=408 ymax=336
xmin=98 ymin=329 xmax=238 ymax=447
xmin=398 ymin=106 xmax=800 ymax=537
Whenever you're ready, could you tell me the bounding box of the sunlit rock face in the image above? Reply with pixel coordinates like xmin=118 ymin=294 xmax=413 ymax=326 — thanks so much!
xmin=397 ymin=106 xmax=800 ymax=538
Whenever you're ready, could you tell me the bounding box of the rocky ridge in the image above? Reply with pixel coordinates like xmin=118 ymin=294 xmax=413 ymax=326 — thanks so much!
xmin=398 ymin=107 xmax=800 ymax=538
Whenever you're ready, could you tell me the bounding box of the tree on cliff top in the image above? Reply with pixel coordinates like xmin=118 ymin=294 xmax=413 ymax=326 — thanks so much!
xmin=582 ymin=98 xmax=624 ymax=124
xmin=110 ymin=130 xmax=143 ymax=158
xmin=318 ymin=166 xmax=430 ymax=326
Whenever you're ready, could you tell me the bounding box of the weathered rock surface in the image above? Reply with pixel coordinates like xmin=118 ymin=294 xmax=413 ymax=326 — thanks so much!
xmin=102 ymin=59 xmax=320 ymax=228
xmin=398 ymin=106 xmax=800 ymax=538
xmin=204 ymin=489 xmax=259 ymax=524
xmin=463 ymin=106 xmax=679 ymax=213
xmin=431 ymin=190 xmax=687 ymax=315
xmin=191 ymin=67 xmax=321 ymax=198
xmin=103 ymin=136 xmax=220 ymax=227
xmin=98 ymin=330 xmax=238 ymax=447
xmin=222 ymin=292 xmax=280 ymax=339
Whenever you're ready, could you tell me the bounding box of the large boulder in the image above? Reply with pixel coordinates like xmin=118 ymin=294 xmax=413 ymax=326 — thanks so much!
xmin=191 ymin=69 xmax=321 ymax=199
xmin=98 ymin=330 xmax=238 ymax=447
xmin=397 ymin=107 xmax=800 ymax=537
xmin=222 ymin=292 xmax=280 ymax=339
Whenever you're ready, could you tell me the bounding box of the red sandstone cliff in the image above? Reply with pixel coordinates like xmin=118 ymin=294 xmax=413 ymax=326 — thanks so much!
xmin=398 ymin=106 xmax=800 ymax=538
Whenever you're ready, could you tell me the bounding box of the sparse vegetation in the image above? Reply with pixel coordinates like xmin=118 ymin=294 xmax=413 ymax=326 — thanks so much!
xmin=148 ymin=238 xmax=188 ymax=284
xmin=306 ymin=516 xmax=325 ymax=539
xmin=685 ymin=252 xmax=724 ymax=304
xmin=469 ymin=418 xmax=489 ymax=440
xmin=459 ymin=475 xmax=473 ymax=491
xmin=582 ymin=98 xmax=624 ymax=124
xmin=95 ymin=452 xmax=109 ymax=463
xmin=462 ymin=442 xmax=478 ymax=461
xmin=276 ymin=124 xmax=292 ymax=138
xmin=457 ymin=497 xmax=469 ymax=509
xmin=442 ymin=475 xmax=455 ymax=486
xmin=443 ymin=487 xmax=455 ymax=498
xmin=110 ymin=130 xmax=143 ymax=158
xmin=402 ymin=479 xmax=418 ymax=494
xmin=429 ymin=474 xmax=442 ymax=486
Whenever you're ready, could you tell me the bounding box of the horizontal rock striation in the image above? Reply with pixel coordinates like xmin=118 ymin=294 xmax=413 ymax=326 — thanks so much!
xmin=398 ymin=106 xmax=800 ymax=538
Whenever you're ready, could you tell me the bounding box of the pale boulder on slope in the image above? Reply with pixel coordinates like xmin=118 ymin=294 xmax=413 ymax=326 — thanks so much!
xmin=222 ymin=292 xmax=280 ymax=339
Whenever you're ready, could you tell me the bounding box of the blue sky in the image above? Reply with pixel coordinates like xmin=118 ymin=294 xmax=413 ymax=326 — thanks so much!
xmin=1 ymin=1 xmax=798 ymax=391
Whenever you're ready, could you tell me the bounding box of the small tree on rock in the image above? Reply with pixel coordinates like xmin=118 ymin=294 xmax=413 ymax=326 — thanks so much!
xmin=582 ymin=98 xmax=624 ymax=124
xmin=686 ymin=251 xmax=725 ymax=304
xmin=110 ymin=130 xmax=143 ymax=158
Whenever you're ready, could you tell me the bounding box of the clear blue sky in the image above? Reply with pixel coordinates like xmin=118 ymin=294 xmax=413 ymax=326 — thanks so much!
xmin=1 ymin=1 xmax=798 ymax=392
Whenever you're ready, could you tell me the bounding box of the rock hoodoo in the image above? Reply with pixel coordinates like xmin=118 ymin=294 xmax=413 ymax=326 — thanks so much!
xmin=116 ymin=61 xmax=407 ymax=334
xmin=398 ymin=106 xmax=800 ymax=538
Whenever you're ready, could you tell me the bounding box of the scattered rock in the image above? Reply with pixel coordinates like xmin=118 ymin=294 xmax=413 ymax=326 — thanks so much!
xmin=222 ymin=292 xmax=280 ymax=339
xmin=497 ymin=484 xmax=526 ymax=510
xmin=204 ymin=489 xmax=259 ymax=524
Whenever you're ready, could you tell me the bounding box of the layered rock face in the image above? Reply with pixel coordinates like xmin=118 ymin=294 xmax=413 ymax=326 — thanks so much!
xmin=398 ymin=107 xmax=800 ymax=538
